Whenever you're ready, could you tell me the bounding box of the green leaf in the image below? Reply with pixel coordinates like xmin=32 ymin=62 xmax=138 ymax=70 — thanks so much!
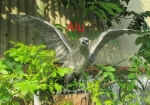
xmin=89 ymin=5 xmax=97 ymax=10
xmin=83 ymin=8 xmax=89 ymax=17
xmin=127 ymin=73 xmax=137 ymax=79
xmin=52 ymin=70 xmax=57 ymax=77
xmin=54 ymin=24 xmax=66 ymax=32
xmin=107 ymin=66 xmax=116 ymax=72
xmin=14 ymin=68 xmax=24 ymax=74
xmin=93 ymin=97 xmax=102 ymax=105
xmin=39 ymin=84 xmax=47 ymax=90
xmin=102 ymin=6 xmax=117 ymax=17
xmin=0 ymin=69 xmax=8 ymax=74
xmin=39 ymin=68 xmax=44 ymax=72
xmin=103 ymin=72 xmax=109 ymax=78
xmin=14 ymin=80 xmax=39 ymax=95
xmin=4 ymin=60 xmax=14 ymax=70
xmin=104 ymin=100 xmax=113 ymax=105
xmin=49 ymin=86 xmax=54 ymax=92
xmin=54 ymin=83 xmax=62 ymax=92
xmin=99 ymin=9 xmax=108 ymax=20
xmin=57 ymin=68 xmax=71 ymax=77
xmin=129 ymin=103 xmax=135 ymax=105
xmin=42 ymin=62 xmax=47 ymax=68
xmin=105 ymin=3 xmax=122 ymax=12
xmin=131 ymin=61 xmax=139 ymax=67
xmin=135 ymin=37 xmax=142 ymax=45
xmin=12 ymin=101 xmax=20 ymax=105
xmin=128 ymin=67 xmax=137 ymax=72
xmin=93 ymin=10 xmax=103 ymax=19
xmin=143 ymin=62 xmax=149 ymax=69
xmin=127 ymin=80 xmax=135 ymax=91
xmin=30 ymin=46 xmax=37 ymax=56
xmin=109 ymin=73 xmax=115 ymax=80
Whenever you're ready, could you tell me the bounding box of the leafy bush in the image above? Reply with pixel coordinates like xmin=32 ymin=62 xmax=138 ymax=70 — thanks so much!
xmin=0 ymin=42 xmax=150 ymax=105
xmin=0 ymin=42 xmax=71 ymax=105
xmin=88 ymin=55 xmax=150 ymax=105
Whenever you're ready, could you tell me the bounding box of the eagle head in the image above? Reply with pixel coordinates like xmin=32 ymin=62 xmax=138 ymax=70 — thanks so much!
xmin=79 ymin=37 xmax=89 ymax=47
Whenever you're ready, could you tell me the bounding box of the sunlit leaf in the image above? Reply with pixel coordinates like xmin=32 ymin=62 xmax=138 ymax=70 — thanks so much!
xmin=127 ymin=80 xmax=135 ymax=91
xmin=54 ymin=83 xmax=62 ymax=92
xmin=103 ymin=72 xmax=109 ymax=78
xmin=107 ymin=66 xmax=116 ymax=72
xmin=127 ymin=73 xmax=137 ymax=79
xmin=104 ymin=100 xmax=113 ymax=105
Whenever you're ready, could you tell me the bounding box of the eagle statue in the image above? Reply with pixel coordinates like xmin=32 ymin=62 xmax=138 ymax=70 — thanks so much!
xmin=11 ymin=14 xmax=139 ymax=85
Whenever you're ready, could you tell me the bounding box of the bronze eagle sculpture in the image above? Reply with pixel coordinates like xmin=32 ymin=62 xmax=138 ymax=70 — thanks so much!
xmin=11 ymin=14 xmax=139 ymax=85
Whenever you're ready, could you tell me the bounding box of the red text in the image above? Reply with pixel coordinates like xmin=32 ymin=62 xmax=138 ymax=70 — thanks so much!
xmin=67 ymin=22 xmax=84 ymax=32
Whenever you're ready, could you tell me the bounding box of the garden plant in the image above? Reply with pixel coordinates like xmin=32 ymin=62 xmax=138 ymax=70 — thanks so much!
xmin=1 ymin=0 xmax=150 ymax=105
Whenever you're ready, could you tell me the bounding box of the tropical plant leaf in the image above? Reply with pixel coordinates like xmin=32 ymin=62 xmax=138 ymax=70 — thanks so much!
xmin=105 ymin=3 xmax=122 ymax=12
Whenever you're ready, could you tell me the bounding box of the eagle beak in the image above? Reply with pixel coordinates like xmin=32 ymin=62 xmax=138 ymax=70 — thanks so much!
xmin=82 ymin=40 xmax=89 ymax=46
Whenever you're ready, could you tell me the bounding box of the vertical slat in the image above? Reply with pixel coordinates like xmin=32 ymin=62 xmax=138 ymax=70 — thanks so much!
xmin=18 ymin=0 xmax=27 ymax=44
xmin=33 ymin=0 xmax=45 ymax=45
xmin=0 ymin=0 xmax=10 ymax=58
xmin=9 ymin=0 xmax=19 ymax=48
xmin=3 ymin=0 xmax=9 ymax=54
xmin=27 ymin=0 xmax=35 ymax=44
xmin=0 ymin=0 xmax=4 ymax=59
xmin=0 ymin=0 xmax=148 ymax=65
xmin=0 ymin=0 xmax=2 ymax=59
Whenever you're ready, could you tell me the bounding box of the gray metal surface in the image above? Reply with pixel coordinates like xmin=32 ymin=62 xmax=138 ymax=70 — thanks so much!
xmin=0 ymin=0 xmax=147 ymax=66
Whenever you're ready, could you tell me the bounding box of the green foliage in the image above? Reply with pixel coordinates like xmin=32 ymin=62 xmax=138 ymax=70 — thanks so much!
xmin=54 ymin=24 xmax=66 ymax=33
xmin=144 ymin=93 xmax=150 ymax=104
xmin=125 ymin=11 xmax=150 ymax=65
xmin=53 ymin=1 xmax=150 ymax=104
xmin=87 ymin=80 xmax=103 ymax=105
xmin=58 ymin=0 xmax=123 ymax=27
xmin=2 ymin=42 xmax=149 ymax=104
xmin=94 ymin=54 xmax=150 ymax=105
xmin=52 ymin=1 xmax=150 ymax=104
xmin=128 ymin=11 xmax=150 ymax=30
xmin=58 ymin=0 xmax=150 ymax=28
xmin=67 ymin=31 xmax=79 ymax=40
xmin=0 ymin=38 xmax=149 ymax=105
xmin=85 ymin=67 xmax=110 ymax=104
xmin=0 ymin=42 xmax=71 ymax=104
xmin=85 ymin=1 xmax=122 ymax=20
xmin=134 ymin=31 xmax=150 ymax=64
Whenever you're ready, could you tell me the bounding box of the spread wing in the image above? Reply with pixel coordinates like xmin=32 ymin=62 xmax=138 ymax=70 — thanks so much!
xmin=11 ymin=14 xmax=72 ymax=62
xmin=89 ymin=29 xmax=139 ymax=64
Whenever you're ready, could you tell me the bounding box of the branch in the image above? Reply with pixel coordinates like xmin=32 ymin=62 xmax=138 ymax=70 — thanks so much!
xmin=112 ymin=45 xmax=150 ymax=66
xmin=102 ymin=80 xmax=116 ymax=88
xmin=20 ymin=94 xmax=28 ymax=105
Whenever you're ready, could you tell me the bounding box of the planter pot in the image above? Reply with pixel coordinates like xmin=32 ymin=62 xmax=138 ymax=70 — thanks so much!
xmin=53 ymin=93 xmax=94 ymax=105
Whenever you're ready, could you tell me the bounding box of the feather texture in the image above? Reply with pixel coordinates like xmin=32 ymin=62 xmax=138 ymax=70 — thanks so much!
xmin=11 ymin=14 xmax=72 ymax=62
xmin=11 ymin=15 xmax=140 ymax=84
xmin=89 ymin=29 xmax=139 ymax=64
